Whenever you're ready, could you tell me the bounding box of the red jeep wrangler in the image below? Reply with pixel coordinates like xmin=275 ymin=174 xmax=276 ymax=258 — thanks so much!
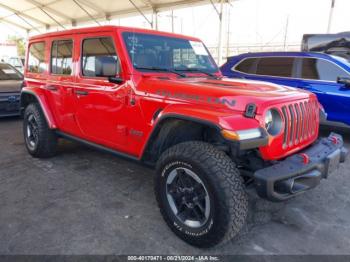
xmin=21 ymin=26 xmax=347 ymax=247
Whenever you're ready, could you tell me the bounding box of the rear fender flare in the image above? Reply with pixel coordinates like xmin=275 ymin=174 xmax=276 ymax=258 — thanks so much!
xmin=20 ymin=90 xmax=57 ymax=129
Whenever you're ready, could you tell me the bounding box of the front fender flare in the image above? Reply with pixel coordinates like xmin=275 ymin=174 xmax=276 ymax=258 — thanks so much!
xmin=140 ymin=104 xmax=263 ymax=160
xmin=155 ymin=104 xmax=261 ymax=131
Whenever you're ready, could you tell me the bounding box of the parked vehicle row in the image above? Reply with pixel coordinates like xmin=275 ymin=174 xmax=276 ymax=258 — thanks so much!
xmin=19 ymin=26 xmax=348 ymax=248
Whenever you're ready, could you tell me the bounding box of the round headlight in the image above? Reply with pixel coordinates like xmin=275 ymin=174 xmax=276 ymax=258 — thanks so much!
xmin=264 ymin=109 xmax=282 ymax=136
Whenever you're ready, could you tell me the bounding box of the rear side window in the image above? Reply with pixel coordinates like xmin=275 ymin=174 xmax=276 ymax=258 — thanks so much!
xmin=256 ymin=57 xmax=294 ymax=77
xmin=301 ymin=58 xmax=350 ymax=81
xmin=81 ymin=37 xmax=119 ymax=77
xmin=51 ymin=40 xmax=73 ymax=75
xmin=234 ymin=58 xmax=257 ymax=74
xmin=28 ymin=42 xmax=46 ymax=73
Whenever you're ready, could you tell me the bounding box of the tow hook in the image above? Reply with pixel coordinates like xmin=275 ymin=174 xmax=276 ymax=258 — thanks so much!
xmin=329 ymin=135 xmax=340 ymax=145
xmin=299 ymin=153 xmax=310 ymax=164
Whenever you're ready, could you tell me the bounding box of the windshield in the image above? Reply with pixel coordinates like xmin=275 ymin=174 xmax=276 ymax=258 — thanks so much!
xmin=0 ymin=64 xmax=23 ymax=80
xmin=122 ymin=32 xmax=218 ymax=73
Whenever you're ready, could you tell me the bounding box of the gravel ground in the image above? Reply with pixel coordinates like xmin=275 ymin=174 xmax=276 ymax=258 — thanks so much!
xmin=0 ymin=117 xmax=349 ymax=255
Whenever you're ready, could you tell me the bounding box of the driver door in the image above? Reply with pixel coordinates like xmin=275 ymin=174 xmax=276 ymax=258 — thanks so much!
xmin=74 ymin=34 xmax=129 ymax=148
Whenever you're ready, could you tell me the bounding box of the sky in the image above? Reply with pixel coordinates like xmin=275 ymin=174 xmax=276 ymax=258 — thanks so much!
xmin=0 ymin=0 xmax=349 ymax=52
xmin=148 ymin=0 xmax=350 ymax=47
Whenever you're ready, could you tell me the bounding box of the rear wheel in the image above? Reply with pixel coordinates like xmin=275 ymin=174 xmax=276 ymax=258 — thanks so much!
xmin=155 ymin=141 xmax=248 ymax=248
xmin=23 ymin=103 xmax=57 ymax=158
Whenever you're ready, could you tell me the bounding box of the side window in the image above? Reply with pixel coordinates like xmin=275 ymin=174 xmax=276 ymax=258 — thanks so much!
xmin=81 ymin=37 xmax=119 ymax=77
xmin=234 ymin=58 xmax=257 ymax=74
xmin=51 ymin=40 xmax=73 ymax=75
xmin=256 ymin=57 xmax=294 ymax=77
xmin=28 ymin=42 xmax=46 ymax=73
xmin=301 ymin=58 xmax=349 ymax=81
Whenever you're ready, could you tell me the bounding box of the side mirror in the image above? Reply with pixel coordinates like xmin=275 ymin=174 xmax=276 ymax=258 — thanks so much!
xmin=337 ymin=77 xmax=350 ymax=87
xmin=108 ymin=76 xmax=124 ymax=84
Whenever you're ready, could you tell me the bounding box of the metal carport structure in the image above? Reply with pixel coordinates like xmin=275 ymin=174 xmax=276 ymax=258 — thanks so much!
xmin=0 ymin=0 xmax=229 ymax=63
xmin=0 ymin=0 xmax=337 ymax=64
xmin=0 ymin=0 xmax=216 ymax=31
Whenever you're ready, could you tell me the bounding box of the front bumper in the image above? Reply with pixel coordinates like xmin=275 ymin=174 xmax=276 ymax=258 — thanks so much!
xmin=254 ymin=133 xmax=348 ymax=201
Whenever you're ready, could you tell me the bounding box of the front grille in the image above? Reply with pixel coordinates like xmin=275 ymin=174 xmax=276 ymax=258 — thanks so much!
xmin=281 ymin=100 xmax=318 ymax=149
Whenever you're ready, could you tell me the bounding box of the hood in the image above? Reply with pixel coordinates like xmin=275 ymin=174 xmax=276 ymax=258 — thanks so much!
xmin=0 ymin=80 xmax=23 ymax=93
xmin=138 ymin=76 xmax=313 ymax=114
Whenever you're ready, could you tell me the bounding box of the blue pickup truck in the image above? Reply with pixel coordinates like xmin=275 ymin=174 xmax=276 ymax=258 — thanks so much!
xmin=220 ymin=52 xmax=350 ymax=127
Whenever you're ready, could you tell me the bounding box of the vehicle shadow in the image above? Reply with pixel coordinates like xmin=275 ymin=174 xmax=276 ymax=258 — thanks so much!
xmin=0 ymin=116 xmax=22 ymax=122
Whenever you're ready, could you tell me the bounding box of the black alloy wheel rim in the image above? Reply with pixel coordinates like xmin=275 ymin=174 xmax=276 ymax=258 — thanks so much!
xmin=166 ymin=167 xmax=210 ymax=228
xmin=26 ymin=114 xmax=39 ymax=150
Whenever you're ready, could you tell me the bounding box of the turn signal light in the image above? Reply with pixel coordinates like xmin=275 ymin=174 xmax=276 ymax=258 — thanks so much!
xmin=221 ymin=130 xmax=240 ymax=141
xmin=221 ymin=128 xmax=262 ymax=141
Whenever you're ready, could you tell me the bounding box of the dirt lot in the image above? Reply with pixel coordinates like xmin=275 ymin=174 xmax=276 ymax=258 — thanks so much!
xmin=0 ymin=117 xmax=349 ymax=255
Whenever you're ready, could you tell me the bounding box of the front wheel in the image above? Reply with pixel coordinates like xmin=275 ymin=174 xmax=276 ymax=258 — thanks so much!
xmin=155 ymin=141 xmax=248 ymax=248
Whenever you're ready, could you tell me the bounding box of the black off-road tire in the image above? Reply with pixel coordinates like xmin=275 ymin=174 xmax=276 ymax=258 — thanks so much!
xmin=155 ymin=141 xmax=248 ymax=248
xmin=23 ymin=103 xmax=57 ymax=158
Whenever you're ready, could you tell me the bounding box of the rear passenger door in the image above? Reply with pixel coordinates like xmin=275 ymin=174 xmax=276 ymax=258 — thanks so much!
xmin=253 ymin=57 xmax=300 ymax=87
xmin=234 ymin=57 xmax=300 ymax=88
xmin=46 ymin=38 xmax=79 ymax=134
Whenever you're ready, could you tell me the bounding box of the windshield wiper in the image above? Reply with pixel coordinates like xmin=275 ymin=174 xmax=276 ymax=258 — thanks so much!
xmin=175 ymin=68 xmax=218 ymax=79
xmin=135 ymin=66 xmax=186 ymax=77
xmin=175 ymin=68 xmax=219 ymax=79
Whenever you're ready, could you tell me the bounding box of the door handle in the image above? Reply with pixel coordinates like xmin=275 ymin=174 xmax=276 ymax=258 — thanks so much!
xmin=75 ymin=90 xmax=89 ymax=96
xmin=45 ymin=85 xmax=58 ymax=91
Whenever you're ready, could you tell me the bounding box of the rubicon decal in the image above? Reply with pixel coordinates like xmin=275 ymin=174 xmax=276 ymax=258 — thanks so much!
xmin=156 ymin=90 xmax=236 ymax=107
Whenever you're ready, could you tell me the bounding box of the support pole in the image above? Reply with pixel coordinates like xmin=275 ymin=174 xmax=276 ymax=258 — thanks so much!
xmin=226 ymin=3 xmax=231 ymax=59
xmin=217 ymin=0 xmax=225 ymax=65
xmin=153 ymin=10 xmax=158 ymax=30
xmin=171 ymin=10 xmax=174 ymax=33
xmin=283 ymin=15 xmax=289 ymax=51
xmin=180 ymin=18 xmax=183 ymax=33
xmin=327 ymin=0 xmax=335 ymax=33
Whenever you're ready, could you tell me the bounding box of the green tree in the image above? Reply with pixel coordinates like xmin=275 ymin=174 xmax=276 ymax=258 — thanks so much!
xmin=8 ymin=35 xmax=26 ymax=57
